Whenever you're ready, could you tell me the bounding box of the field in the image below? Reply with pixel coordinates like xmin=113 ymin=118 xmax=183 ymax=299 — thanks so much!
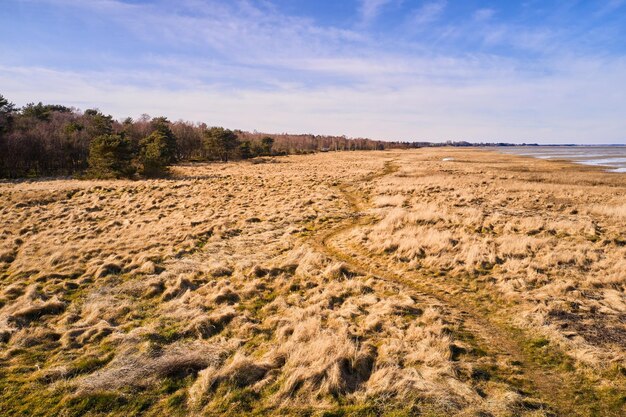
xmin=0 ymin=149 xmax=624 ymax=416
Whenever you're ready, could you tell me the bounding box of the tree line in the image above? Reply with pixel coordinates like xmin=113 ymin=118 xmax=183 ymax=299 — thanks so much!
xmin=0 ymin=94 xmax=393 ymax=179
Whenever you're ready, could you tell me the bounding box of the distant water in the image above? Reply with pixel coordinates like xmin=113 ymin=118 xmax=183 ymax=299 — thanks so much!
xmin=496 ymin=146 xmax=626 ymax=173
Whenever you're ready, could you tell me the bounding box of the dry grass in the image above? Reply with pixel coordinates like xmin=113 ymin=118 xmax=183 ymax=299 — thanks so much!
xmin=0 ymin=150 xmax=623 ymax=416
xmin=340 ymin=149 xmax=626 ymax=373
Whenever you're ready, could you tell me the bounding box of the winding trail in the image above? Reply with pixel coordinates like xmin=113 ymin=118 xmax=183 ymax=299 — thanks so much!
xmin=309 ymin=159 xmax=606 ymax=417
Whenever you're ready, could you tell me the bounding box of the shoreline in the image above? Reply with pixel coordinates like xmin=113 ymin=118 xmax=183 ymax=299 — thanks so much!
xmin=487 ymin=145 xmax=626 ymax=173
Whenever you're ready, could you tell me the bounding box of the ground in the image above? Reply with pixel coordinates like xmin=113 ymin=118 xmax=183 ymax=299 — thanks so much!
xmin=0 ymin=149 xmax=624 ymax=416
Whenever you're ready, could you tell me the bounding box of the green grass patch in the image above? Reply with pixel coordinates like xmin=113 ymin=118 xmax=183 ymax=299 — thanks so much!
xmin=69 ymin=353 xmax=114 ymax=376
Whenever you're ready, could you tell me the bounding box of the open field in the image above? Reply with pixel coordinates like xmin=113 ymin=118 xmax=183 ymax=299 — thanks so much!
xmin=0 ymin=149 xmax=624 ymax=416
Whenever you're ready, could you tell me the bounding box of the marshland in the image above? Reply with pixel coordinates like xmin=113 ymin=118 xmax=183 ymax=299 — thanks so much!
xmin=0 ymin=148 xmax=624 ymax=416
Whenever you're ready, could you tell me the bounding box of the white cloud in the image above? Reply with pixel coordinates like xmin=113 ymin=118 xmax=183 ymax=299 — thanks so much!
xmin=3 ymin=0 xmax=626 ymax=143
xmin=358 ymin=0 xmax=394 ymax=24
xmin=3 ymin=54 xmax=625 ymax=143
xmin=473 ymin=8 xmax=495 ymax=22
xmin=411 ymin=0 xmax=447 ymax=26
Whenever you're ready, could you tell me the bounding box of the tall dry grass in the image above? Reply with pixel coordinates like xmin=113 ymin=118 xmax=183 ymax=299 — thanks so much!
xmin=343 ymin=149 xmax=626 ymax=369
xmin=1 ymin=149 xmax=619 ymax=415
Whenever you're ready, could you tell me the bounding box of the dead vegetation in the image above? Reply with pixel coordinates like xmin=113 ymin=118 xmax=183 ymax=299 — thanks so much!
xmin=0 ymin=150 xmax=624 ymax=416
xmin=347 ymin=151 xmax=626 ymax=365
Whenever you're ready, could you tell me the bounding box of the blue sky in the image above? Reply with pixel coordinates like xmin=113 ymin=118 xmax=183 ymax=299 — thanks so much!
xmin=1 ymin=0 xmax=625 ymax=143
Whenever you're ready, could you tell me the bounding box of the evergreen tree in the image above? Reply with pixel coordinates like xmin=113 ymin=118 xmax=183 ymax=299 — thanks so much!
xmin=203 ymin=127 xmax=240 ymax=162
xmin=239 ymin=141 xmax=253 ymax=159
xmin=0 ymin=95 xmax=16 ymax=177
xmin=150 ymin=117 xmax=177 ymax=163
xmin=0 ymin=94 xmax=15 ymax=135
xmin=21 ymin=102 xmax=51 ymax=121
xmin=261 ymin=136 xmax=274 ymax=156
xmin=0 ymin=94 xmax=15 ymax=114
xmin=139 ymin=131 xmax=170 ymax=177
xmin=87 ymin=134 xmax=135 ymax=179
xmin=84 ymin=109 xmax=113 ymax=138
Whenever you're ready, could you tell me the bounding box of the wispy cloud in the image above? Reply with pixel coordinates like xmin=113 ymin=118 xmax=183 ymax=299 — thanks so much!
xmin=595 ymin=0 xmax=626 ymax=16
xmin=4 ymin=52 xmax=626 ymax=143
xmin=2 ymin=0 xmax=626 ymax=143
xmin=473 ymin=8 xmax=495 ymax=22
xmin=358 ymin=0 xmax=394 ymax=24
xmin=410 ymin=0 xmax=447 ymax=27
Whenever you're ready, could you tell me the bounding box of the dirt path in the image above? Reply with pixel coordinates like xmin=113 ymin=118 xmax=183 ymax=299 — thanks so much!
xmin=309 ymin=160 xmax=611 ymax=417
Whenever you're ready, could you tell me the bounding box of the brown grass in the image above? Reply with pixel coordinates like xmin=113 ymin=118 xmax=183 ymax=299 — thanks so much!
xmin=0 ymin=150 xmax=623 ymax=416
xmin=348 ymin=150 xmax=626 ymax=367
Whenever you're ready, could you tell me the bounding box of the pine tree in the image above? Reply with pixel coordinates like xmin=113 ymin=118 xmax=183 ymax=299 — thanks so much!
xmin=87 ymin=134 xmax=135 ymax=179
xmin=139 ymin=131 xmax=170 ymax=177
xmin=239 ymin=141 xmax=253 ymax=159
xmin=0 ymin=95 xmax=16 ymax=177
xmin=150 ymin=117 xmax=177 ymax=163
xmin=261 ymin=136 xmax=274 ymax=156
xmin=203 ymin=127 xmax=240 ymax=162
xmin=84 ymin=109 xmax=113 ymax=138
